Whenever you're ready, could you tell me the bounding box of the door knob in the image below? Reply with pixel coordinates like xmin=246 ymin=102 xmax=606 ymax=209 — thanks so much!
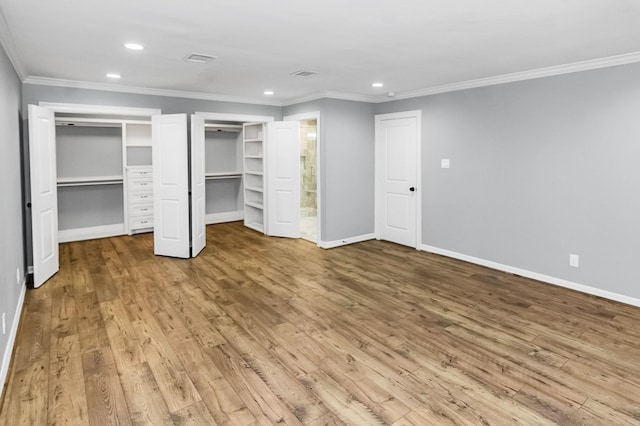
xmin=409 ymin=187 xmax=415 ymax=192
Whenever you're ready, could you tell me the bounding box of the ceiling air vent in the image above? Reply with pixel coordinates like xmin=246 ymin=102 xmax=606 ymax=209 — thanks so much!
xmin=291 ymin=70 xmax=319 ymax=78
xmin=184 ymin=53 xmax=217 ymax=64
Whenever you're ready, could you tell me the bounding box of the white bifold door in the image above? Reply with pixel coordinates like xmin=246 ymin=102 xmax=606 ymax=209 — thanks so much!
xmin=152 ymin=114 xmax=206 ymax=258
xmin=190 ymin=115 xmax=206 ymax=256
xmin=28 ymin=105 xmax=59 ymax=288
xmin=266 ymin=121 xmax=301 ymax=238
xmin=152 ymin=114 xmax=191 ymax=258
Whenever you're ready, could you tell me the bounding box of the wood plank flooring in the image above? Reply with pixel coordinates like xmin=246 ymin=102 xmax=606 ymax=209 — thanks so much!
xmin=2 ymin=221 xmax=640 ymax=425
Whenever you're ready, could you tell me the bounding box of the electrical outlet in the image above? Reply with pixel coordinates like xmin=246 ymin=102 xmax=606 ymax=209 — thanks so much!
xmin=569 ymin=254 xmax=579 ymax=268
xmin=441 ymin=158 xmax=450 ymax=169
xmin=16 ymin=268 xmax=20 ymax=284
xmin=2 ymin=313 xmax=5 ymax=335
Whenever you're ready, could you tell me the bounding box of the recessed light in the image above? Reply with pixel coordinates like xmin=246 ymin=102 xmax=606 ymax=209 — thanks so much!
xmin=106 ymin=73 xmax=121 ymax=79
xmin=372 ymin=82 xmax=384 ymax=88
xmin=124 ymin=42 xmax=144 ymax=51
xmin=264 ymin=90 xmax=274 ymax=95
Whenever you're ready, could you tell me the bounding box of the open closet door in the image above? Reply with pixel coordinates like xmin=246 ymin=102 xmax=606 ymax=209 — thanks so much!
xmin=28 ymin=105 xmax=59 ymax=288
xmin=190 ymin=115 xmax=206 ymax=257
xmin=152 ymin=114 xmax=190 ymax=258
xmin=266 ymin=121 xmax=301 ymax=238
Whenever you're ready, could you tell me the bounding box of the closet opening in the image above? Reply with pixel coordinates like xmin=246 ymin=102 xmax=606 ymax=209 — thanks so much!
xmin=299 ymin=119 xmax=318 ymax=243
xmin=203 ymin=121 xmax=244 ymax=227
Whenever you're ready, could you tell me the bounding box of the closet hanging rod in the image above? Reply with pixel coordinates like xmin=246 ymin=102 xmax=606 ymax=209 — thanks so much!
xmin=204 ymin=123 xmax=242 ymax=132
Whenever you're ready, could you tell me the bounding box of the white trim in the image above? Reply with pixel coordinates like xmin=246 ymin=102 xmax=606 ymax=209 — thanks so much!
xmin=390 ymin=51 xmax=640 ymax=101
xmin=205 ymin=211 xmax=244 ymax=225
xmin=58 ymin=224 xmax=125 ymax=243
xmin=194 ymin=112 xmax=275 ymax=123
xmin=284 ymin=111 xmax=322 ymax=246
xmin=319 ymin=233 xmax=376 ymax=249
xmin=39 ymin=102 xmax=160 ymax=117
xmin=17 ymin=51 xmax=640 ymax=108
xmin=0 ymin=6 xmax=26 ymax=80
xmin=420 ymin=244 xmax=640 ymax=308
xmin=25 ymin=77 xmax=282 ymax=107
xmin=1 ymin=281 xmax=26 ymax=395
xmin=374 ymin=110 xmax=422 ymax=250
xmin=282 ymin=91 xmax=378 ymax=106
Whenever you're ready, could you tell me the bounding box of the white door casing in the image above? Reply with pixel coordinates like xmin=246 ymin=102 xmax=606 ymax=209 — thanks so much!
xmin=152 ymin=114 xmax=190 ymax=258
xmin=283 ymin=111 xmax=321 ymax=246
xmin=190 ymin=115 xmax=206 ymax=257
xmin=375 ymin=111 xmax=421 ymax=248
xmin=266 ymin=121 xmax=301 ymax=238
xmin=28 ymin=105 xmax=59 ymax=287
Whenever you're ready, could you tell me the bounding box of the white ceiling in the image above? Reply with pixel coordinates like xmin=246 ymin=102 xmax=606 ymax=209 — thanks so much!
xmin=1 ymin=0 xmax=640 ymax=105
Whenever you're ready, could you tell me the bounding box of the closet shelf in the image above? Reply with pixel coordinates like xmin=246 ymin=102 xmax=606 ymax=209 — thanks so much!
xmin=205 ymin=172 xmax=243 ymax=180
xmin=245 ymin=221 xmax=264 ymax=233
xmin=244 ymin=138 xmax=263 ymax=143
xmin=57 ymin=175 xmax=124 ymax=187
xmin=245 ymin=171 xmax=263 ymax=176
xmin=244 ymin=155 xmax=263 ymax=159
xmin=245 ymin=201 xmax=264 ymax=210
xmin=245 ymin=185 xmax=263 ymax=193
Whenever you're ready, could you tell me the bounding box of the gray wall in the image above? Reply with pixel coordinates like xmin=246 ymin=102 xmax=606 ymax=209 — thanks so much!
xmin=375 ymin=62 xmax=640 ymax=300
xmin=284 ymin=99 xmax=375 ymax=242
xmin=0 ymin=45 xmax=25 ymax=377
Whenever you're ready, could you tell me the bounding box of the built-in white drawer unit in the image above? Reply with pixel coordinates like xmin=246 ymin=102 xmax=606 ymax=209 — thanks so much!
xmin=126 ymin=166 xmax=153 ymax=234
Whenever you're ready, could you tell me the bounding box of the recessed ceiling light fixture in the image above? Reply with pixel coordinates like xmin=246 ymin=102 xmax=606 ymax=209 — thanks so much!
xmin=264 ymin=90 xmax=274 ymax=95
xmin=372 ymin=82 xmax=384 ymax=88
xmin=106 ymin=73 xmax=121 ymax=79
xmin=124 ymin=42 xmax=144 ymax=50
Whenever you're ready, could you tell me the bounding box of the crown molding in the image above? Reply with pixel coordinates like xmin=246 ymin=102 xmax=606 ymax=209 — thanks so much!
xmin=23 ymin=76 xmax=284 ymax=107
xmin=0 ymin=5 xmax=26 ymax=80
xmin=19 ymin=50 xmax=640 ymax=109
xmin=282 ymin=90 xmax=379 ymax=107
xmin=388 ymin=50 xmax=640 ymax=102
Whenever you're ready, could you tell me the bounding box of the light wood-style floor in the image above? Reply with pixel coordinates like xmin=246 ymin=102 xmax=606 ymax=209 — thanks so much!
xmin=2 ymin=222 xmax=640 ymax=425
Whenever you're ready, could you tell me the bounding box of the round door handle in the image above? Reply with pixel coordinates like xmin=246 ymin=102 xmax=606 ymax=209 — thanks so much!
xmin=409 ymin=187 xmax=415 ymax=192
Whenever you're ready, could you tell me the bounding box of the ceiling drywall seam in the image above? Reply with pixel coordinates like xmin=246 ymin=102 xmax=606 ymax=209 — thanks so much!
xmin=0 ymin=5 xmax=26 ymax=80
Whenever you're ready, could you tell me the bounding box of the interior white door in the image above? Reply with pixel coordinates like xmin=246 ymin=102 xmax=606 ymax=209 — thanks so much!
xmin=152 ymin=114 xmax=190 ymax=258
xmin=266 ymin=121 xmax=301 ymax=238
xmin=376 ymin=115 xmax=418 ymax=247
xmin=28 ymin=105 xmax=59 ymax=287
xmin=190 ymin=115 xmax=206 ymax=257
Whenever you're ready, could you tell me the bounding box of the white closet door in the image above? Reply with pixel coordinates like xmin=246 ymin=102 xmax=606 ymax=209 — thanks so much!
xmin=266 ymin=121 xmax=301 ymax=238
xmin=190 ymin=115 xmax=206 ymax=257
xmin=28 ymin=105 xmax=59 ymax=288
xmin=152 ymin=114 xmax=190 ymax=258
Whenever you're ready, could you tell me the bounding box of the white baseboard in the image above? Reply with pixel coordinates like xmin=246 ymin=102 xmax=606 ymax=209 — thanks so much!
xmin=59 ymin=223 xmax=126 ymax=243
xmin=1 ymin=280 xmax=26 ymax=395
xmin=205 ymin=211 xmax=244 ymax=225
xmin=319 ymin=233 xmax=376 ymax=249
xmin=420 ymin=244 xmax=640 ymax=308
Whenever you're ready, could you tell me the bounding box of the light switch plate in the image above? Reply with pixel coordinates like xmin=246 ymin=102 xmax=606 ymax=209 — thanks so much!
xmin=441 ymin=159 xmax=450 ymax=169
xmin=569 ymin=254 xmax=579 ymax=268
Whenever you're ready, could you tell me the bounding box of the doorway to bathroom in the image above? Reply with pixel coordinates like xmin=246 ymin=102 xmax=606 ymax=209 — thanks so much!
xmin=284 ymin=112 xmax=320 ymax=244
